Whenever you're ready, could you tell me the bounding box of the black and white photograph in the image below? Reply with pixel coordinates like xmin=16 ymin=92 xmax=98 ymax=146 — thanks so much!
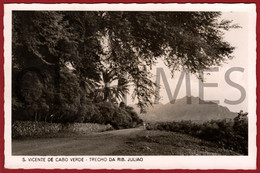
xmin=4 ymin=3 xmax=256 ymax=169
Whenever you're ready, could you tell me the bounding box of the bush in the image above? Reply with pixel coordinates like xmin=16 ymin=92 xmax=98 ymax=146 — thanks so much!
xmin=147 ymin=112 xmax=248 ymax=155
xmin=96 ymin=102 xmax=117 ymax=124
xmin=95 ymin=102 xmax=143 ymax=129
xmin=12 ymin=121 xmax=62 ymax=138
xmin=73 ymin=101 xmax=143 ymax=129
xmin=12 ymin=121 xmax=113 ymax=139
xmin=13 ymin=99 xmax=143 ymax=131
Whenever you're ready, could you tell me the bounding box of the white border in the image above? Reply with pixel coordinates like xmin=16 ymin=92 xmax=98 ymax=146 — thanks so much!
xmin=4 ymin=3 xmax=257 ymax=170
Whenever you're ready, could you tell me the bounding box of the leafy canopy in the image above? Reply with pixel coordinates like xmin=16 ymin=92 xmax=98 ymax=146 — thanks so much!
xmin=12 ymin=11 xmax=238 ymax=115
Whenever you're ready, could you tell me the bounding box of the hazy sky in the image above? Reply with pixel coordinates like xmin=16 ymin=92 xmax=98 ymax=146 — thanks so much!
xmin=127 ymin=12 xmax=251 ymax=112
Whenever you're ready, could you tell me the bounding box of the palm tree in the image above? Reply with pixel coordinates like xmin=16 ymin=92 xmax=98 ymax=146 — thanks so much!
xmin=94 ymin=68 xmax=129 ymax=104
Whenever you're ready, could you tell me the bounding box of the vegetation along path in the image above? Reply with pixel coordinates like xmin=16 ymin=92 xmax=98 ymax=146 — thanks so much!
xmin=13 ymin=128 xmax=239 ymax=156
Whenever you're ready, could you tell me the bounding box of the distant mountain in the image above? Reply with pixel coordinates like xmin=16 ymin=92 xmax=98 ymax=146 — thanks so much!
xmin=130 ymin=96 xmax=237 ymax=122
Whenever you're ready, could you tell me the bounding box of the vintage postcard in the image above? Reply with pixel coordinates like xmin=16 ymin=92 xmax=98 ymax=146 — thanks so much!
xmin=3 ymin=3 xmax=257 ymax=170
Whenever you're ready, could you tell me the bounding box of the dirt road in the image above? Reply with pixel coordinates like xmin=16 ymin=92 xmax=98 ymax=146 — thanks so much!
xmin=12 ymin=127 xmax=145 ymax=156
xmin=12 ymin=127 xmax=239 ymax=156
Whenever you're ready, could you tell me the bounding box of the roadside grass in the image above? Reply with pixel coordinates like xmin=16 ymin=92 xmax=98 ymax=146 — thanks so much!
xmin=113 ymin=130 xmax=240 ymax=155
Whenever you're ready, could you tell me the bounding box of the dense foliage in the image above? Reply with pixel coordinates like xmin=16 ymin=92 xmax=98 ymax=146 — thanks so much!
xmin=12 ymin=121 xmax=113 ymax=139
xmin=147 ymin=111 xmax=248 ymax=155
xmin=12 ymin=11 xmax=237 ymax=125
